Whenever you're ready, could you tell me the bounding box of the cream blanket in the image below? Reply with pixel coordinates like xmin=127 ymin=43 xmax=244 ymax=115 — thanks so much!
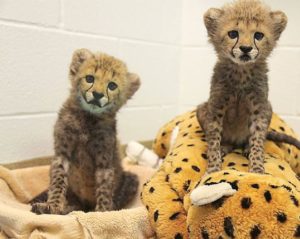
xmin=0 ymin=163 xmax=155 ymax=239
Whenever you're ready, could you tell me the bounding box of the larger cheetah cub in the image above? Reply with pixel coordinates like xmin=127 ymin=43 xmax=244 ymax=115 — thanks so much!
xmin=32 ymin=49 xmax=140 ymax=214
xmin=197 ymin=0 xmax=299 ymax=174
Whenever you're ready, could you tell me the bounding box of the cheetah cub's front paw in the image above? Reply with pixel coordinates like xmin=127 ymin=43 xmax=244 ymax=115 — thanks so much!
xmin=249 ymin=166 xmax=265 ymax=174
xmin=205 ymin=164 xmax=222 ymax=176
xmin=31 ymin=202 xmax=63 ymax=215
xmin=203 ymin=168 xmax=220 ymax=178
xmin=95 ymin=202 xmax=114 ymax=212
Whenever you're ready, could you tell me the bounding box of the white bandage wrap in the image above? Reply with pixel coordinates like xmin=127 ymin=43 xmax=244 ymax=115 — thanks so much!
xmin=126 ymin=141 xmax=162 ymax=168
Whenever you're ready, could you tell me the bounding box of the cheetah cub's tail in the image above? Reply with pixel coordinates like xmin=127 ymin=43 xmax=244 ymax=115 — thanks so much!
xmin=267 ymin=131 xmax=300 ymax=149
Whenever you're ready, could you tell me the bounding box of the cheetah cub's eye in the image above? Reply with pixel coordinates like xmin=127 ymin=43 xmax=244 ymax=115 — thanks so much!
xmin=108 ymin=82 xmax=118 ymax=91
xmin=85 ymin=75 xmax=95 ymax=84
xmin=228 ymin=30 xmax=239 ymax=39
xmin=254 ymin=32 xmax=264 ymax=41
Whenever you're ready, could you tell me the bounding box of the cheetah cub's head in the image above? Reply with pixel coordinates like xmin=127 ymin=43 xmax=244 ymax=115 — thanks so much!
xmin=204 ymin=0 xmax=287 ymax=65
xmin=69 ymin=49 xmax=140 ymax=115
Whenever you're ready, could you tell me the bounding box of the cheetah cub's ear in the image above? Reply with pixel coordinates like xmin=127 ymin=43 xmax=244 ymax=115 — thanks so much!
xmin=126 ymin=73 xmax=141 ymax=99
xmin=69 ymin=48 xmax=93 ymax=76
xmin=204 ymin=8 xmax=223 ymax=39
xmin=270 ymin=11 xmax=288 ymax=41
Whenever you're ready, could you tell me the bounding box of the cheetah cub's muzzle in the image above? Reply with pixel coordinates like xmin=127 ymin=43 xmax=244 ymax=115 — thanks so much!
xmin=85 ymin=90 xmax=109 ymax=108
xmin=229 ymin=30 xmax=262 ymax=64
xmin=82 ymin=75 xmax=118 ymax=108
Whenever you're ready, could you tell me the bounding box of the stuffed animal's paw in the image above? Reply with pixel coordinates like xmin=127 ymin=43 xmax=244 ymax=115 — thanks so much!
xmin=126 ymin=141 xmax=162 ymax=168
xmin=31 ymin=202 xmax=63 ymax=215
xmin=190 ymin=182 xmax=237 ymax=206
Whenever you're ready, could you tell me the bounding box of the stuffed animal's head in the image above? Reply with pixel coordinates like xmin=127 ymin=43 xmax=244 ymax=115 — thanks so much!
xmin=69 ymin=49 xmax=140 ymax=115
xmin=204 ymin=0 xmax=287 ymax=65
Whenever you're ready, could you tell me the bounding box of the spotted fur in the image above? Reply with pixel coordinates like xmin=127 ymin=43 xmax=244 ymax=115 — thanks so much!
xmin=197 ymin=0 xmax=288 ymax=174
xmin=31 ymin=49 xmax=140 ymax=214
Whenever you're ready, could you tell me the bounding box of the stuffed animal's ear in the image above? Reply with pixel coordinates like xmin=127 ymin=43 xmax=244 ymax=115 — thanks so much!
xmin=204 ymin=8 xmax=223 ymax=38
xmin=126 ymin=73 xmax=141 ymax=99
xmin=270 ymin=11 xmax=287 ymax=41
xmin=70 ymin=48 xmax=93 ymax=76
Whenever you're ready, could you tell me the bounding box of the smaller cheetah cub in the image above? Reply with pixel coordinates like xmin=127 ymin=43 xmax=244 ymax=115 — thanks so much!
xmin=197 ymin=0 xmax=299 ymax=174
xmin=32 ymin=49 xmax=140 ymax=214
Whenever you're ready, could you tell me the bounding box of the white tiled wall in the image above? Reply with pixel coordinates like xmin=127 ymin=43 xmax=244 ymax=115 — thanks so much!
xmin=0 ymin=0 xmax=299 ymax=163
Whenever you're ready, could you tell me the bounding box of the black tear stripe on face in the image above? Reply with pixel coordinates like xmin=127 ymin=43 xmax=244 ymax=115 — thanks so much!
xmin=106 ymin=85 xmax=120 ymax=104
xmin=85 ymin=78 xmax=94 ymax=92
xmin=253 ymin=35 xmax=260 ymax=59
xmin=106 ymin=85 xmax=111 ymax=103
xmin=94 ymin=64 xmax=99 ymax=73
xmin=116 ymin=89 xmax=120 ymax=102
xmin=231 ymin=33 xmax=239 ymax=58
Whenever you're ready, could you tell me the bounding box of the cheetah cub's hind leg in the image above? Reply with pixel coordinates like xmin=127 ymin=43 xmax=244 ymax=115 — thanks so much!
xmin=113 ymin=171 xmax=139 ymax=210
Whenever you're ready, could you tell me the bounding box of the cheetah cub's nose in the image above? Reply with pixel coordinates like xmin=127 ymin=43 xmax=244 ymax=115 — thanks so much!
xmin=239 ymin=46 xmax=253 ymax=54
xmin=92 ymin=91 xmax=104 ymax=100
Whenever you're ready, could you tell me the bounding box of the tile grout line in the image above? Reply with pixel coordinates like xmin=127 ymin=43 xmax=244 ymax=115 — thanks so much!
xmin=58 ymin=0 xmax=64 ymax=29
xmin=0 ymin=104 xmax=178 ymax=119
xmin=0 ymin=19 xmax=182 ymax=48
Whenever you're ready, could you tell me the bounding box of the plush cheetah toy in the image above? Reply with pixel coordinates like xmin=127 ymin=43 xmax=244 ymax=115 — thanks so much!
xmin=32 ymin=49 xmax=140 ymax=214
xmin=141 ymin=110 xmax=300 ymax=239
